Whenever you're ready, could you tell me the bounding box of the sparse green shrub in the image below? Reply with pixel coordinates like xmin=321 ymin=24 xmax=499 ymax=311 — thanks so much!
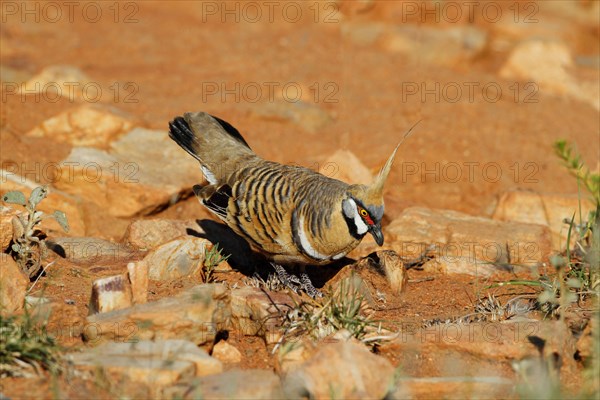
xmin=475 ymin=140 xmax=599 ymax=398
xmin=277 ymin=274 xmax=382 ymax=348
xmin=0 ymin=311 xmax=61 ymax=377
xmin=490 ymin=141 xmax=599 ymax=318
xmin=552 ymin=140 xmax=599 ymax=298
xmin=2 ymin=186 xmax=69 ymax=279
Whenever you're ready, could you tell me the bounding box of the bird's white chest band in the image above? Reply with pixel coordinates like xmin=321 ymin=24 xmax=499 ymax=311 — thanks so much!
xmin=297 ymin=215 xmax=328 ymax=260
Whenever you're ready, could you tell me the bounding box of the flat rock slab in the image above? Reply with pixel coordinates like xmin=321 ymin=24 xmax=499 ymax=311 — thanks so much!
xmin=422 ymin=255 xmax=503 ymax=277
xmin=211 ymin=340 xmax=242 ymax=364
xmin=229 ymin=286 xmax=294 ymax=343
xmin=0 ymin=206 xmax=20 ymax=252
xmin=18 ymin=65 xmax=94 ymax=102
xmin=247 ymin=100 xmax=332 ymax=133
xmin=53 ymin=127 xmax=202 ymax=218
xmin=166 ymin=368 xmax=284 ymax=399
xmin=69 ymin=340 xmax=222 ymax=389
xmin=386 ymin=207 xmax=552 ymax=271
xmin=386 ymin=25 xmax=487 ymax=67
xmin=84 ymin=284 xmax=229 ymax=346
xmin=0 ymin=253 xmax=29 ymax=315
xmin=381 ymin=320 xmax=579 ymax=398
xmin=144 ymin=237 xmax=212 ymax=281
xmin=393 ymin=376 xmax=515 ymax=399
xmin=124 ymin=219 xmax=203 ymax=250
xmin=493 ymin=189 xmax=596 ymax=249
xmin=283 ymin=340 xmax=396 ymax=399
xmin=349 ymin=23 xmax=486 ymax=67
xmin=26 ymin=104 xmax=139 ymax=148
xmin=500 ymin=40 xmax=599 ymax=110
xmin=383 ymin=320 xmax=576 ymax=375
xmin=46 ymin=237 xmax=137 ymax=266
xmin=318 ymin=149 xmax=373 ymax=185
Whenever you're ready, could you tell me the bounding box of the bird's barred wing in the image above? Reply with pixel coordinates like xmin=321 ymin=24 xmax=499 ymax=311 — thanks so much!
xmin=224 ymin=162 xmax=294 ymax=256
xmin=222 ymin=163 xmax=350 ymax=262
xmin=193 ymin=184 xmax=231 ymax=221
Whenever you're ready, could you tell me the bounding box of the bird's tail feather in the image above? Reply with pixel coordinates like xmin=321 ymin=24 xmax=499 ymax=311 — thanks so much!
xmin=168 ymin=116 xmax=202 ymax=162
xmin=168 ymin=112 xmax=255 ymax=182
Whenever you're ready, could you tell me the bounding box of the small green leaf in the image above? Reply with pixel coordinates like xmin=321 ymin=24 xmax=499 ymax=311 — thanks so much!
xmin=52 ymin=210 xmax=69 ymax=232
xmin=2 ymin=191 xmax=26 ymax=206
xmin=11 ymin=243 xmax=20 ymax=252
xmin=28 ymin=186 xmax=48 ymax=208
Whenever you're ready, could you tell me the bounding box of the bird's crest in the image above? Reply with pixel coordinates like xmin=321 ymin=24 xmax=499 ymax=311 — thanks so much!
xmin=366 ymin=120 xmax=421 ymax=201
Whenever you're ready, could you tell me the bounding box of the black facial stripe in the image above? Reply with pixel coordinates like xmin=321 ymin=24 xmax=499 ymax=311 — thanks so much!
xmin=342 ymin=212 xmax=365 ymax=241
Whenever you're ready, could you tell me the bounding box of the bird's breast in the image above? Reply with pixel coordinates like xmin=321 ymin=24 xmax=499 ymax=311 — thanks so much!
xmin=292 ymin=203 xmax=361 ymax=264
xmin=219 ymin=161 xmax=359 ymax=264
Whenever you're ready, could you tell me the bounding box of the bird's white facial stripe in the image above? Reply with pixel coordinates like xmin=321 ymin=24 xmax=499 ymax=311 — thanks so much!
xmin=354 ymin=213 xmax=368 ymax=235
xmin=201 ymin=165 xmax=217 ymax=184
xmin=298 ymin=215 xmax=328 ymax=260
xmin=346 ymin=198 xmax=368 ymax=235
xmin=333 ymin=252 xmax=347 ymax=260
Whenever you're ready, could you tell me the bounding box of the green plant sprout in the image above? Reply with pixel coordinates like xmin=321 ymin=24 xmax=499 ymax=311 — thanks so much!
xmin=2 ymin=185 xmax=69 ymax=279
xmin=201 ymin=243 xmax=230 ymax=283
xmin=553 ymin=140 xmax=599 ymax=295
xmin=554 ymin=140 xmax=600 ymax=207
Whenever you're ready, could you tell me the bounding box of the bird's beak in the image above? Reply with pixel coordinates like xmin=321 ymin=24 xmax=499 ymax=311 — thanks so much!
xmin=369 ymin=224 xmax=384 ymax=246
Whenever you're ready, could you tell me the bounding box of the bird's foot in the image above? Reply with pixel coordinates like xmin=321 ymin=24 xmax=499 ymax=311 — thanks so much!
xmin=271 ymin=263 xmax=322 ymax=298
xmin=271 ymin=263 xmax=301 ymax=293
xmin=299 ymin=273 xmax=323 ymax=299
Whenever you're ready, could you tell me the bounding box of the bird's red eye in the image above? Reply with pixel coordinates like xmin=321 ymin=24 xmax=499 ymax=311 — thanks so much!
xmin=358 ymin=207 xmax=374 ymax=224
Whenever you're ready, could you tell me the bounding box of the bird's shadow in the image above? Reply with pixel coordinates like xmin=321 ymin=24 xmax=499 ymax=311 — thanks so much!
xmin=186 ymin=219 xmax=349 ymax=288
xmin=186 ymin=219 xmax=262 ymax=276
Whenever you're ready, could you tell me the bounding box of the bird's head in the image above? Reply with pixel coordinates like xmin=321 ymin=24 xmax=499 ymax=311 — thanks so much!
xmin=342 ymin=142 xmax=401 ymax=246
